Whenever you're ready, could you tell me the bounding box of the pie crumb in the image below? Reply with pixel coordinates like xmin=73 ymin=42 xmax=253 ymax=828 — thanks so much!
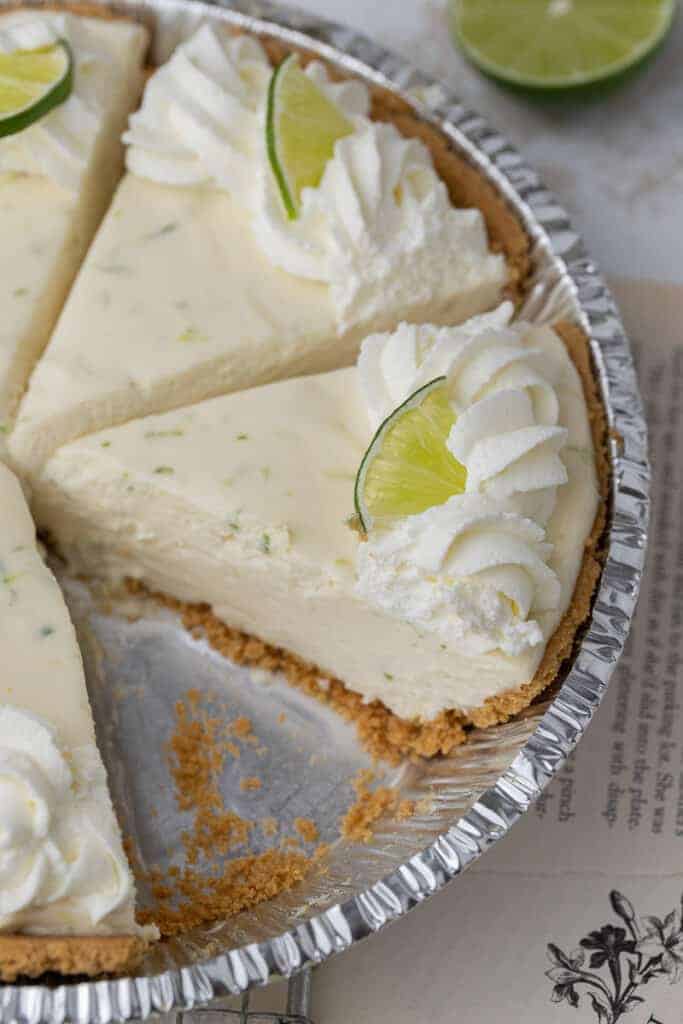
xmin=240 ymin=776 xmax=262 ymax=792
xmin=294 ymin=817 xmax=319 ymax=843
xmin=137 ymin=693 xmax=323 ymax=936
xmin=396 ymin=799 xmax=416 ymax=821
xmin=139 ymin=848 xmax=313 ymax=937
xmin=230 ymin=715 xmax=254 ymax=739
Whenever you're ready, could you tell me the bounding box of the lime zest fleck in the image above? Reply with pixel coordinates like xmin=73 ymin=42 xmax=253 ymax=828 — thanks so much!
xmin=96 ymin=263 xmax=132 ymax=276
xmin=178 ymin=326 xmax=206 ymax=344
xmin=145 ymin=428 xmax=185 ymax=439
xmin=227 ymin=508 xmax=242 ymax=532
xmin=143 ymin=221 xmax=179 ymax=242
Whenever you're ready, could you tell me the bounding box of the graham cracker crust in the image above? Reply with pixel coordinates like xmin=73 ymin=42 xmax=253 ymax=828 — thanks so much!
xmin=129 ymin=318 xmax=608 ymax=765
xmin=0 ymin=934 xmax=145 ymax=983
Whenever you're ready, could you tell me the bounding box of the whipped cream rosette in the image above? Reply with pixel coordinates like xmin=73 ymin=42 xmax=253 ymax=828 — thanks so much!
xmin=124 ymin=28 xmax=272 ymax=191
xmin=124 ymin=25 xmax=505 ymax=334
xmin=355 ymin=304 xmax=595 ymax=657
xmin=0 ymin=706 xmax=134 ymax=932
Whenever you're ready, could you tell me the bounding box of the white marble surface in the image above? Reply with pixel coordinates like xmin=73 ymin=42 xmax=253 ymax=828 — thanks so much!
xmin=206 ymin=4 xmax=683 ymax=1021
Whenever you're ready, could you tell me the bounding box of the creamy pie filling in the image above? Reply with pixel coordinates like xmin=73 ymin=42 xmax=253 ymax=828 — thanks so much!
xmin=30 ymin=307 xmax=599 ymax=723
xmin=9 ymin=25 xmax=506 ymax=475
xmin=0 ymin=11 xmax=148 ymax=443
xmin=0 ymin=463 xmax=141 ymax=937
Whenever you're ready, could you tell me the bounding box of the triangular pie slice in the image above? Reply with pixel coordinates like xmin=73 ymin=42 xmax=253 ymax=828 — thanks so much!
xmin=0 ymin=463 xmax=148 ymax=981
xmin=8 ymin=24 xmax=525 ymax=476
xmin=30 ymin=308 xmax=605 ymax=762
xmin=0 ymin=9 xmax=148 ymax=448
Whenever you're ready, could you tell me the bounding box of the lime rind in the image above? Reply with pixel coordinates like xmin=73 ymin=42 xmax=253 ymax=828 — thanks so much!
xmin=266 ymin=57 xmax=296 ymax=220
xmin=354 ymin=377 xmax=468 ymax=532
xmin=266 ymin=53 xmax=353 ymax=219
xmin=451 ymin=0 xmax=676 ymax=90
xmin=0 ymin=39 xmax=73 ymax=139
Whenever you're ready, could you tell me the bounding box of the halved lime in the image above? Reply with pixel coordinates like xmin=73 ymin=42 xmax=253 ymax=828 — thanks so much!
xmin=354 ymin=378 xmax=467 ymax=532
xmin=0 ymin=39 xmax=73 ymax=138
xmin=266 ymin=53 xmax=353 ymax=219
xmin=450 ymin=0 xmax=676 ymax=90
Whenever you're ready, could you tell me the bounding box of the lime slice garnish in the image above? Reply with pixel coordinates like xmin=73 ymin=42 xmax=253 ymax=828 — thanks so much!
xmin=266 ymin=53 xmax=354 ymax=219
xmin=450 ymin=0 xmax=676 ymax=90
xmin=0 ymin=39 xmax=73 ymax=138
xmin=354 ymin=377 xmax=467 ymax=532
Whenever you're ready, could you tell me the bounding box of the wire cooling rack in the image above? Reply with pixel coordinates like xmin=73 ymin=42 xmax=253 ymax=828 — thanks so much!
xmin=175 ymin=971 xmax=313 ymax=1024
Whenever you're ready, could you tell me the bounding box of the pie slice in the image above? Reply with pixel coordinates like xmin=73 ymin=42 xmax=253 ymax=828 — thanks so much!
xmin=8 ymin=24 xmax=523 ymax=475
xmin=30 ymin=306 xmax=605 ymax=761
xmin=0 ymin=462 xmax=148 ymax=982
xmin=0 ymin=9 xmax=148 ymax=447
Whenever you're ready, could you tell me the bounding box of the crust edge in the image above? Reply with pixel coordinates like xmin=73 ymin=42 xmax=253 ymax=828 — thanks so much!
xmin=0 ymin=934 xmax=145 ymax=983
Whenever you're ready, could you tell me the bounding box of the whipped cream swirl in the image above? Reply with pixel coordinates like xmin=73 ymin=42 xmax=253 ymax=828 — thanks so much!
xmin=359 ymin=304 xmax=513 ymax=427
xmin=124 ymin=27 xmax=365 ymax=195
xmin=124 ymin=26 xmax=271 ymax=191
xmin=255 ymin=120 xmax=505 ymax=332
xmin=0 ymin=705 xmax=134 ymax=932
xmin=0 ymin=13 xmax=109 ymax=193
xmin=359 ymin=302 xmax=568 ymax=524
xmin=356 ymin=304 xmax=574 ymax=656
xmin=357 ymin=495 xmax=560 ymax=656
xmin=124 ymin=26 xmax=506 ymax=333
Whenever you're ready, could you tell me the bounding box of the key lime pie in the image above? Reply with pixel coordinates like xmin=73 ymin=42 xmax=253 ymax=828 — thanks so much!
xmin=30 ymin=303 xmax=605 ymax=759
xmin=0 ymin=9 xmax=148 ymax=446
xmin=8 ymin=24 xmax=527 ymax=474
xmin=0 ymin=15 xmax=606 ymax=983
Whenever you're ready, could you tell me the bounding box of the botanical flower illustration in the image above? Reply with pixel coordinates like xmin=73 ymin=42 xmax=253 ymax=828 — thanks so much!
xmin=581 ymin=925 xmax=636 ymax=970
xmin=637 ymin=911 xmax=683 ymax=982
xmin=545 ymin=890 xmax=683 ymax=1022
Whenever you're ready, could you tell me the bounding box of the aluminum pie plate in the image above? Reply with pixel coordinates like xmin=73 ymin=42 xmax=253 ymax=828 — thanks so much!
xmin=0 ymin=1 xmax=650 ymax=1021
